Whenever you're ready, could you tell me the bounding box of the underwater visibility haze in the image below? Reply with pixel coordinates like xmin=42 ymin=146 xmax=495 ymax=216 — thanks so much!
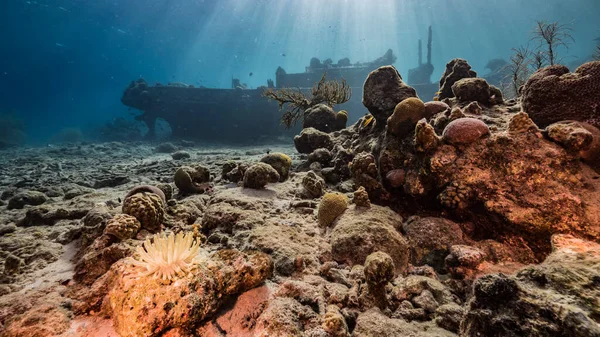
xmin=0 ymin=0 xmax=600 ymax=336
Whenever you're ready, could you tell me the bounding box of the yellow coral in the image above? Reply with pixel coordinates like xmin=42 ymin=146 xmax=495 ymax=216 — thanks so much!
xmin=387 ymin=97 xmax=426 ymax=136
xmin=318 ymin=192 xmax=349 ymax=227
xmin=129 ymin=232 xmax=205 ymax=281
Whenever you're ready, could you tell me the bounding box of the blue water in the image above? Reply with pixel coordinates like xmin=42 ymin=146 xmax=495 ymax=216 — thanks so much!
xmin=1 ymin=0 xmax=599 ymax=144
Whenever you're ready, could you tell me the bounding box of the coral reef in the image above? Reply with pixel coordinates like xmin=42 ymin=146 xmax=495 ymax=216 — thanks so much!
xmin=521 ymin=61 xmax=600 ymax=128
xmin=4 ymin=57 xmax=600 ymax=337
xmin=303 ymin=104 xmax=347 ymax=132
xmin=242 ymin=162 xmax=280 ymax=189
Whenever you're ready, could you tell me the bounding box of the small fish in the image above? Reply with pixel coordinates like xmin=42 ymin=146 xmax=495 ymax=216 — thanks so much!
xmin=280 ymin=53 xmax=286 ymax=57
xmin=55 ymin=43 xmax=65 ymax=47
xmin=433 ymin=90 xmax=441 ymax=101
xmin=363 ymin=115 xmax=374 ymax=127
xmin=249 ymin=72 xmax=253 ymax=77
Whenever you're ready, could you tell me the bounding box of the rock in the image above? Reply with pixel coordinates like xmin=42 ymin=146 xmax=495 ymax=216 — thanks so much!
xmin=353 ymin=186 xmax=371 ymax=208
xmin=424 ymin=101 xmax=450 ymax=117
xmin=103 ymin=214 xmax=141 ymax=241
xmin=242 ymin=162 xmax=280 ymax=189
xmin=308 ymin=148 xmax=332 ymax=164
xmin=7 ymin=190 xmax=48 ymax=209
xmin=441 ymin=118 xmax=489 ymax=145
xmin=546 ymin=120 xmax=594 ymax=153
xmin=80 ymin=206 xmax=113 ymax=249
xmin=362 ymin=65 xmax=418 ymax=125
xmin=260 ymin=152 xmax=292 ymax=181
xmin=521 ymin=61 xmax=600 ymax=129
xmin=254 ymin=297 xmax=320 ymax=336
xmin=122 ymin=191 xmax=165 ymax=232
xmin=108 ymin=249 xmax=273 ymax=337
xmin=93 ymin=175 xmax=130 ymax=189
xmin=438 ymin=58 xmax=477 ymax=100
xmin=389 ymin=275 xmax=460 ymax=313
xmin=294 ymin=127 xmax=333 ymax=154
xmin=303 ymin=104 xmax=345 ymax=133
xmin=221 ymin=161 xmax=238 ymax=180
xmin=156 ymin=183 xmax=173 ymax=200
xmin=154 ymin=142 xmax=178 ymax=153
xmin=462 ymin=235 xmax=600 ymax=337
xmin=174 ymin=165 xmax=211 ymax=194
xmin=578 ymin=122 xmax=600 ymax=169
xmin=317 ymin=192 xmax=348 ymax=227
xmin=385 ymin=169 xmax=405 ymax=188
xmin=463 ymin=101 xmax=482 ymax=115
xmin=331 ymin=205 xmax=409 ymax=274
xmin=354 ymin=308 xmax=458 ymax=337
xmin=4 ymin=254 xmax=23 ymax=275
xmin=302 ymin=171 xmax=325 ymax=198
xmin=0 ymin=224 xmax=17 ymax=235
xmin=171 ymin=150 xmax=190 ymax=160
xmin=434 ymin=304 xmax=464 ymax=333
xmin=17 ymin=206 xmax=89 ymax=227
xmin=451 ymin=78 xmax=491 ymax=104
xmin=74 ymin=238 xmax=132 ymax=285
xmin=226 ymin=163 xmax=249 ymax=183
xmin=63 ymin=186 xmax=93 ymax=199
xmin=402 ymin=216 xmax=465 ymax=271
xmin=387 ymin=97 xmax=428 ymax=136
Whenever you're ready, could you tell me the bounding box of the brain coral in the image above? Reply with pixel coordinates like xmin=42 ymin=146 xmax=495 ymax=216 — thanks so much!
xmin=122 ymin=192 xmax=165 ymax=232
xmin=387 ymin=97 xmax=428 ymax=136
xmin=317 ymin=192 xmax=349 ymax=228
xmin=521 ymin=61 xmax=600 ymax=129
xmin=104 ymin=214 xmax=141 ymax=240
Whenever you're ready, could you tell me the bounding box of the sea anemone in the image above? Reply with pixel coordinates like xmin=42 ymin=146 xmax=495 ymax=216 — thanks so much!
xmin=129 ymin=232 xmax=204 ymax=281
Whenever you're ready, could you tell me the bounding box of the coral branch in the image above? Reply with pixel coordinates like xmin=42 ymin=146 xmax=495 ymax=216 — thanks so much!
xmin=262 ymin=73 xmax=351 ymax=129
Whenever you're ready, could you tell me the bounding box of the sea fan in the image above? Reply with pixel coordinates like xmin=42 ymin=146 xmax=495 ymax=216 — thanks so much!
xmin=129 ymin=232 xmax=203 ymax=281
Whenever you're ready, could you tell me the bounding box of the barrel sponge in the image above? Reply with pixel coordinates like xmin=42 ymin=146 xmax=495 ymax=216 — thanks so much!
xmin=521 ymin=61 xmax=600 ymax=129
xmin=104 ymin=214 xmax=141 ymax=240
xmin=260 ymin=152 xmax=292 ymax=181
xmin=317 ymin=192 xmax=349 ymax=228
xmin=122 ymin=192 xmax=165 ymax=232
xmin=387 ymin=97 xmax=428 ymax=136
